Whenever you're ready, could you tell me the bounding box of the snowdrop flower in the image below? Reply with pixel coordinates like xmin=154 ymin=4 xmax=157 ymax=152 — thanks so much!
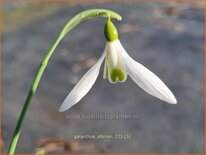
xmin=59 ymin=18 xmax=177 ymax=112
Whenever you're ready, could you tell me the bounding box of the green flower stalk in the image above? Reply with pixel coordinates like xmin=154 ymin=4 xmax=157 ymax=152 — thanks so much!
xmin=7 ymin=9 xmax=122 ymax=154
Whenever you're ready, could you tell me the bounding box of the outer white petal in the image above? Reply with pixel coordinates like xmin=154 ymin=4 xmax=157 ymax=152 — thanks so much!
xmin=116 ymin=40 xmax=177 ymax=104
xmin=59 ymin=51 xmax=106 ymax=112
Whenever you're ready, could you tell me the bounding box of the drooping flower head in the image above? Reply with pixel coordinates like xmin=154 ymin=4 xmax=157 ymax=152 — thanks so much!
xmin=103 ymin=16 xmax=127 ymax=83
xmin=59 ymin=17 xmax=177 ymax=112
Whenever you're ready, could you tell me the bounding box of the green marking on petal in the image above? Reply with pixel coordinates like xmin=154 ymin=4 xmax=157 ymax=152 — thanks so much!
xmin=110 ymin=68 xmax=125 ymax=82
xmin=103 ymin=62 xmax=108 ymax=79
xmin=105 ymin=64 xmax=108 ymax=78
xmin=103 ymin=56 xmax=109 ymax=79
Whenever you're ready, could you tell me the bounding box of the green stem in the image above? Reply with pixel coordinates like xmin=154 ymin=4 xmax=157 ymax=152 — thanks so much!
xmin=7 ymin=9 xmax=121 ymax=154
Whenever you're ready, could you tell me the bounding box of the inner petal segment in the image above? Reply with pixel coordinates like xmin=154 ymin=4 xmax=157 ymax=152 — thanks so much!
xmin=110 ymin=68 xmax=125 ymax=83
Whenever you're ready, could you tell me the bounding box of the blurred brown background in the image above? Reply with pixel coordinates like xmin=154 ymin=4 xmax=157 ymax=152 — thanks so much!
xmin=2 ymin=1 xmax=205 ymax=154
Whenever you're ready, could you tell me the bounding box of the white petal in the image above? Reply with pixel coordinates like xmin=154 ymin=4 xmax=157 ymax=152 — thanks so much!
xmin=106 ymin=41 xmax=127 ymax=83
xmin=117 ymin=40 xmax=177 ymax=104
xmin=59 ymin=51 xmax=106 ymax=112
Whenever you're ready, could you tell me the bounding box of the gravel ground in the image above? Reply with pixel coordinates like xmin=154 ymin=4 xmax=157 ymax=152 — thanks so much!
xmin=2 ymin=2 xmax=204 ymax=154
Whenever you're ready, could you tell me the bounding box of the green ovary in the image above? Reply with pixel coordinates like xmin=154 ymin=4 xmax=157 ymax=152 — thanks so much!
xmin=110 ymin=68 xmax=125 ymax=82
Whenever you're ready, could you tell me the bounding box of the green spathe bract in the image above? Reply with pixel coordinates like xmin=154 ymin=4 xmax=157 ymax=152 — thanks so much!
xmin=8 ymin=9 xmax=122 ymax=154
xmin=104 ymin=17 xmax=119 ymax=42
